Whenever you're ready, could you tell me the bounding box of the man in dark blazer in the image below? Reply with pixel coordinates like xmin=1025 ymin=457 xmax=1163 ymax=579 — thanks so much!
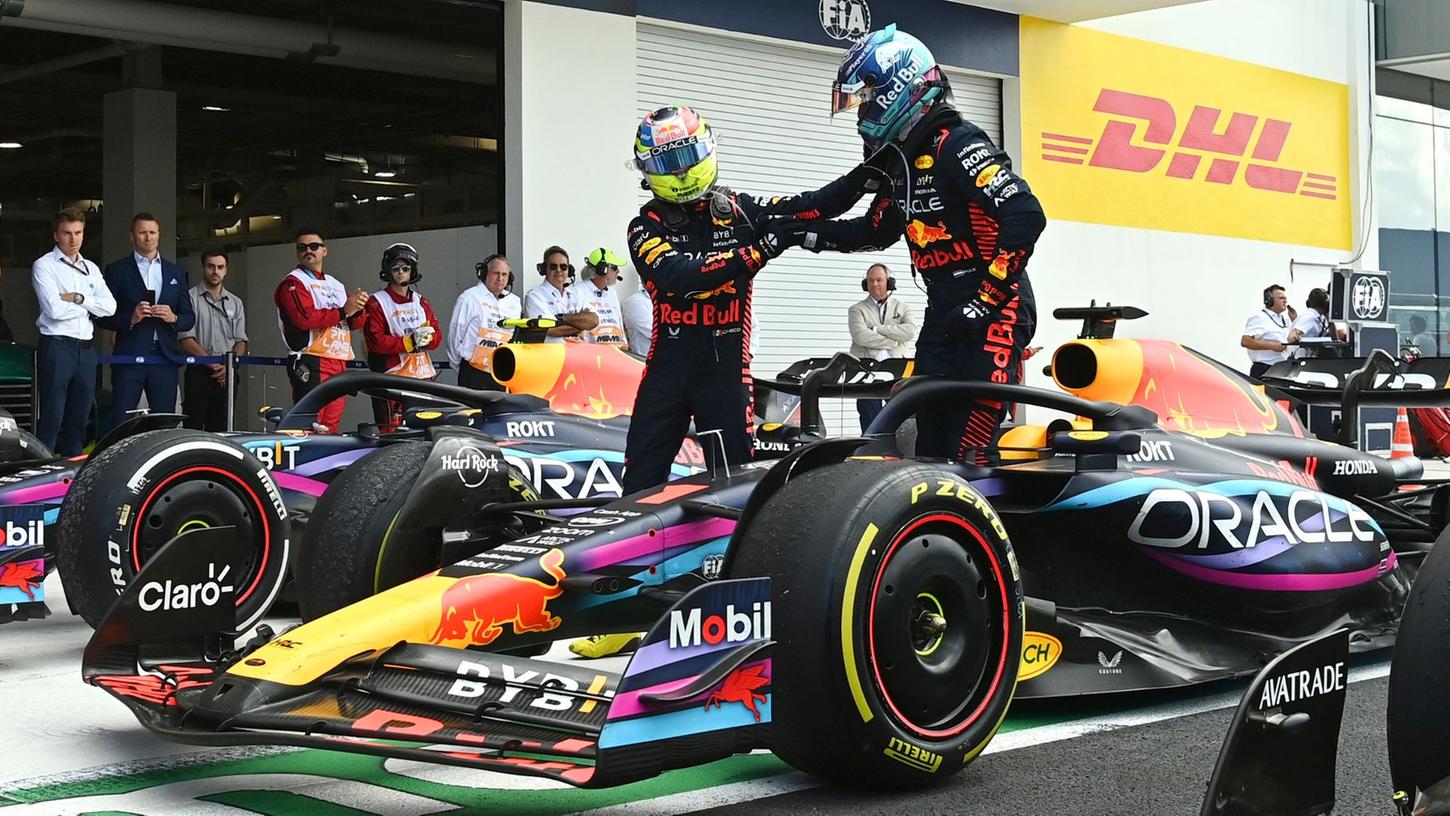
xmin=101 ymin=212 xmax=195 ymax=429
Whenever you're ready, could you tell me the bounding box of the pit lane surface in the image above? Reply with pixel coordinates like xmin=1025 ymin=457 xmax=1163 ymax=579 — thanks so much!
xmin=1 ymin=574 xmax=1398 ymax=815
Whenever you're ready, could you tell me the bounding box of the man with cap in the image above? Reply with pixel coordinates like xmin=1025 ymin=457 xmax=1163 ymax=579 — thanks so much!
xmin=570 ymin=247 xmax=628 ymax=344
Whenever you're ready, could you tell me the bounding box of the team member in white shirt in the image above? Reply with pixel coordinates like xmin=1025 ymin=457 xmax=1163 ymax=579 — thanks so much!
xmin=1241 ymin=284 xmax=1296 ymax=379
xmin=1287 ymin=287 xmax=1345 ymax=359
xmin=31 ymin=208 xmax=117 ymax=454
xmin=623 ymin=289 xmax=652 ymax=356
xmin=523 ymin=245 xmax=598 ymax=343
xmin=570 ymin=247 xmax=628 ymax=344
xmin=449 ymin=254 xmax=522 ymax=391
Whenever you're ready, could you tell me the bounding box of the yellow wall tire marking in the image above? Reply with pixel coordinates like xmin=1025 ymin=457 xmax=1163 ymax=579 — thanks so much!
xmin=843 ymin=523 xmax=879 ymax=724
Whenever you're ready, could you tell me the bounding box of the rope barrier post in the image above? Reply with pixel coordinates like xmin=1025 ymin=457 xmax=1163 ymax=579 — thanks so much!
xmin=29 ymin=344 xmax=38 ymax=434
xmin=225 ymin=351 xmax=236 ymax=432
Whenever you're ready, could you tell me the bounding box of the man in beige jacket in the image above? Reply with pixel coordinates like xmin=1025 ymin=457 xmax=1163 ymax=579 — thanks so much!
xmin=848 ymin=263 xmax=917 ymax=431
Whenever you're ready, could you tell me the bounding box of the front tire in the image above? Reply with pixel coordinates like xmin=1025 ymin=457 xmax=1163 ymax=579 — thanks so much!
xmin=731 ymin=460 xmax=1022 ymax=787
xmin=1388 ymin=523 xmax=1450 ymax=796
xmin=55 ymin=430 xmax=289 ymax=630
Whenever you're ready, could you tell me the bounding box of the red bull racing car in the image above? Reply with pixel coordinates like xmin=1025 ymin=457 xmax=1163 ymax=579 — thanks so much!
xmin=81 ymin=305 xmax=1443 ymax=790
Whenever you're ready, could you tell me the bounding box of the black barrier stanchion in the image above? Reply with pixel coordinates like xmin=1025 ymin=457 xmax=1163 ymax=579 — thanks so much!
xmin=29 ymin=345 xmax=39 ymax=434
xmin=224 ymin=351 xmax=236 ymax=432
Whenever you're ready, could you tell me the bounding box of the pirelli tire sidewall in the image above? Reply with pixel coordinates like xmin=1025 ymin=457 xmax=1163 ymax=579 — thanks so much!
xmin=732 ymin=460 xmax=1023 ymax=788
xmin=55 ymin=429 xmax=290 ymax=631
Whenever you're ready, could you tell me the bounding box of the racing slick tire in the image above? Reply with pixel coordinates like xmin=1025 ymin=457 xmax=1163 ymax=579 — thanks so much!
xmin=55 ymin=429 xmax=289 ymax=631
xmin=1387 ymin=523 xmax=1450 ymax=796
xmin=296 ymin=441 xmax=548 ymax=622
xmin=730 ymin=460 xmax=1022 ymax=787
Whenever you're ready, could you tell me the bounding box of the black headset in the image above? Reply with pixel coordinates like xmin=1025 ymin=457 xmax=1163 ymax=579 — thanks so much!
xmin=379 ymin=242 xmax=420 ymax=284
xmin=862 ymin=264 xmax=897 ymax=293
xmin=477 ymin=254 xmax=514 ymax=289
xmin=536 ymin=245 xmax=575 ymax=282
xmin=1263 ymin=284 xmax=1283 ymax=309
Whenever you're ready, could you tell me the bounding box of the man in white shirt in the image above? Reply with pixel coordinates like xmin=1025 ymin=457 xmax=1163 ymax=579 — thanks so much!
xmin=30 ymin=208 xmax=118 ymax=454
xmin=1241 ymin=284 xmax=1296 ymax=380
xmin=623 ymin=289 xmax=652 ymax=356
xmin=847 ymin=263 xmax=918 ymax=430
xmin=523 ymin=246 xmax=598 ymax=343
xmin=570 ymin=247 xmax=628 ymax=344
xmin=449 ymin=254 xmax=522 ymax=391
xmin=1408 ymin=314 xmax=1439 ymax=358
xmin=1287 ymin=287 xmax=1345 ymax=359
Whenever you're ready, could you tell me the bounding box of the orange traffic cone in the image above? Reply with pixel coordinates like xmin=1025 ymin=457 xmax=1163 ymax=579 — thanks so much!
xmin=1392 ymin=407 xmax=1414 ymax=460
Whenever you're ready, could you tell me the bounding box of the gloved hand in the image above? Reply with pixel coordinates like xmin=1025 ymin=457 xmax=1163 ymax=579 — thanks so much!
xmin=407 ymin=325 xmax=436 ymax=351
xmin=944 ymin=299 xmax=995 ymax=341
xmin=846 ymin=146 xmax=898 ymax=193
xmin=755 ymin=220 xmax=809 ymax=260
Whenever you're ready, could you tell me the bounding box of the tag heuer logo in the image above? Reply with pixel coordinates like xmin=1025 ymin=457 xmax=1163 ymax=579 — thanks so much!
xmin=702 ymin=554 xmax=724 ymax=581
xmin=819 ymin=0 xmax=871 ymax=41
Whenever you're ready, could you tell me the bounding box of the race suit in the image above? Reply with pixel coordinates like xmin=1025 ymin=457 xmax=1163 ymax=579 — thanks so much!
xmin=622 ymin=181 xmax=866 ymax=493
xmin=802 ymin=106 xmax=1046 ymax=463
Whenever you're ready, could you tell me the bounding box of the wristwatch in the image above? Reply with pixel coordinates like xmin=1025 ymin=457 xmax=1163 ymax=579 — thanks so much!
xmin=74 ymin=293 xmax=85 ymax=305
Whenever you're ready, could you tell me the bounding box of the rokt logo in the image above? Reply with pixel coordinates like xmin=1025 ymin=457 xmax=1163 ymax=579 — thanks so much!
xmin=1041 ymin=88 xmax=1338 ymax=201
xmin=819 ymin=0 xmax=871 ymax=41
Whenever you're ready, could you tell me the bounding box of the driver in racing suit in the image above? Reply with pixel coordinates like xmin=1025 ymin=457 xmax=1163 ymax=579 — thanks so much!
xmin=622 ymin=105 xmax=883 ymax=494
xmin=789 ymin=25 xmax=1047 ymax=464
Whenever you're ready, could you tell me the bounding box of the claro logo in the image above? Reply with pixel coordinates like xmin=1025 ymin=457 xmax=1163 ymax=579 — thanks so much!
xmin=1041 ymin=89 xmax=1337 ymax=201
xmin=138 ymin=562 xmax=233 ymax=612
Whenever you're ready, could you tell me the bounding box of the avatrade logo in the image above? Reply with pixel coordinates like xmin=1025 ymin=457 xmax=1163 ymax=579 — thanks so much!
xmin=669 ymin=601 xmax=771 ymax=648
xmin=1041 ymin=89 xmax=1337 ymax=200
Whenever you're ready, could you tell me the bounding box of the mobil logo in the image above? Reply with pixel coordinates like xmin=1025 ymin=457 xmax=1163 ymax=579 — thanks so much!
xmin=669 ymin=600 xmax=772 ymax=649
xmin=1041 ymin=88 xmax=1338 ymax=200
xmin=1 ymin=517 xmax=42 ymax=549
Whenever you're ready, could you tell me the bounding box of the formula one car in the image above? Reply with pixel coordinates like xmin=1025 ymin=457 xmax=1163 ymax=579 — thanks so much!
xmin=82 ymin=305 xmax=1444 ymax=791
xmin=47 ymin=337 xmax=906 ymax=631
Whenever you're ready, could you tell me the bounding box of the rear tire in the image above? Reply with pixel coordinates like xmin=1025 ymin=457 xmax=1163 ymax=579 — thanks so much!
xmin=296 ymin=442 xmax=547 ymax=621
xmin=55 ymin=429 xmax=289 ymax=630
xmin=731 ymin=460 xmax=1022 ymax=787
xmin=1388 ymin=523 xmax=1450 ymax=795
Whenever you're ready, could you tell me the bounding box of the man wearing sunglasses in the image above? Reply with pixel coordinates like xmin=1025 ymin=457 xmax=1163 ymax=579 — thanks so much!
xmin=570 ymin=247 xmax=628 ymax=345
xmin=274 ymin=229 xmax=369 ymax=433
xmin=524 ymin=245 xmax=599 ymax=343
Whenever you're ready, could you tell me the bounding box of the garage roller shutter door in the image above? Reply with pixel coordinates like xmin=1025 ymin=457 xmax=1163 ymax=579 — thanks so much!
xmin=637 ymin=23 xmax=1002 ymax=434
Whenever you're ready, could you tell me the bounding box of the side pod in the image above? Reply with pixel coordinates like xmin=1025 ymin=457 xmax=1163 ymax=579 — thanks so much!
xmin=1199 ymin=629 xmax=1350 ymax=816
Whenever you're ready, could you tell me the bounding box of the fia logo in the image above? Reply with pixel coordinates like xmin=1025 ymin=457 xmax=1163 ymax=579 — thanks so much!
xmin=1098 ymin=650 xmax=1123 ymax=674
xmin=819 ymin=0 xmax=871 ymax=41
xmin=702 ymin=554 xmax=724 ymax=581
xmin=1350 ymin=275 xmax=1386 ymax=321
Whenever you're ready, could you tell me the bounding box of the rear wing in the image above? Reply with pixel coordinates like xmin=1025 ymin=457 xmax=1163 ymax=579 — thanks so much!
xmin=755 ymin=354 xmax=911 ymax=434
xmin=1261 ymin=351 xmax=1450 ymax=446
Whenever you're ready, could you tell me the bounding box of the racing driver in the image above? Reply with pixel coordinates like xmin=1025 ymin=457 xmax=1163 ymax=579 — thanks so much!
xmin=623 ymin=105 xmax=882 ymax=493
xmin=798 ymin=25 xmax=1047 ymax=464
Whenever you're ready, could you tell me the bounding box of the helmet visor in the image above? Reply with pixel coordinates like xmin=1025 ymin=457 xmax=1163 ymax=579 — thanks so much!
xmin=637 ymin=132 xmax=715 ymax=176
xmin=831 ymin=80 xmax=873 ymax=117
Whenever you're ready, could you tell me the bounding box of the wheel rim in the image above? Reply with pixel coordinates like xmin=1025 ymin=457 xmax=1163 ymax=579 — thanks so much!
xmin=868 ymin=513 xmax=1012 ymax=740
xmin=130 ymin=466 xmax=272 ymax=604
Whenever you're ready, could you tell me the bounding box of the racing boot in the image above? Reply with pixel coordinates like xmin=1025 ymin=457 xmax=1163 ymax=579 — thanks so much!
xmin=569 ymin=632 xmax=643 ymax=659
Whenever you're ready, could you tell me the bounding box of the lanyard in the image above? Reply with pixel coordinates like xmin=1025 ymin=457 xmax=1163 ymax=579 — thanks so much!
xmin=58 ymin=256 xmax=90 ymax=276
xmin=1262 ymin=308 xmax=1287 ymax=329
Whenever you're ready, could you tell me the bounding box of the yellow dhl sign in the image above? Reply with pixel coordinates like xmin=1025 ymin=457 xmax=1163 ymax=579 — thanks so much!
xmin=1020 ymin=17 xmax=1351 ymax=249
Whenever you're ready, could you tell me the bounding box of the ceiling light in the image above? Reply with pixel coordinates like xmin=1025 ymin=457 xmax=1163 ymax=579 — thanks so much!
xmin=374 ymin=170 xmax=396 ymax=178
xmin=0 ymin=142 xmax=22 ymax=149
xmin=201 ymin=105 xmax=230 ymax=112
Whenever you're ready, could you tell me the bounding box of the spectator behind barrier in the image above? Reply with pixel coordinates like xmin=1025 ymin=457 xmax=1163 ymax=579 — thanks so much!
xmin=1408 ymin=313 xmax=1439 ymax=358
xmin=178 ymin=249 xmax=248 ymax=431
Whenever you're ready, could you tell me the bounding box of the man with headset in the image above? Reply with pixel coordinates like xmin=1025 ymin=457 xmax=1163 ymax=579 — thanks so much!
xmin=571 ymin=247 xmax=629 ymax=344
xmin=363 ymin=243 xmax=440 ymax=431
xmin=848 ymin=262 xmax=917 ymax=430
xmin=448 ymin=253 xmax=521 ymax=391
xmin=1241 ymin=284 xmax=1296 ymax=379
xmin=523 ymin=245 xmax=599 ymax=342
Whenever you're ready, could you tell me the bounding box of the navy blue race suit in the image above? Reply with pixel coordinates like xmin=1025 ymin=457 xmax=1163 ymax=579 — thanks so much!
xmin=798 ymin=105 xmax=1047 ymax=463
xmin=621 ymin=183 xmax=863 ymax=493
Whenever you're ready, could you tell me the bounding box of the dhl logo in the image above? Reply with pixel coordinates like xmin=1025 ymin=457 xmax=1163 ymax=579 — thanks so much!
xmin=1041 ymin=88 xmax=1337 ymax=201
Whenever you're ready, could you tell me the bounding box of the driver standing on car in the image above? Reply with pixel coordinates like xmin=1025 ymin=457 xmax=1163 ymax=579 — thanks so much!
xmin=775 ymin=26 xmax=1046 ymax=465
xmin=622 ymin=104 xmax=886 ymax=493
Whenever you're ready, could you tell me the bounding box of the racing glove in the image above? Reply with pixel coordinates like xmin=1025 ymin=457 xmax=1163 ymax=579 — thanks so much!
xmin=754 ymin=221 xmax=810 ymax=261
xmin=404 ymin=325 xmax=436 ymax=352
xmin=944 ymin=298 xmax=995 ymax=342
